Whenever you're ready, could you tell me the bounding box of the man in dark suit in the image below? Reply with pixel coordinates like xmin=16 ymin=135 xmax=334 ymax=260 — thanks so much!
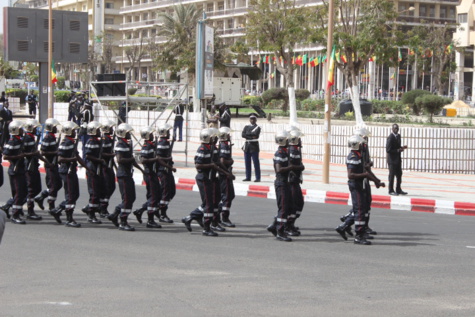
xmin=386 ymin=124 xmax=408 ymax=195
xmin=241 ymin=113 xmax=261 ymax=182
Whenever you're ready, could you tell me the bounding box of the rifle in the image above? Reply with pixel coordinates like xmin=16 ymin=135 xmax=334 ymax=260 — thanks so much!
xmin=27 ymin=125 xmax=44 ymax=171
xmin=96 ymin=133 xmax=104 ymax=175
xmin=163 ymin=139 xmax=175 ymax=173
xmin=13 ymin=135 xmax=26 ymax=173
xmin=108 ymin=132 xmax=116 ymax=169
xmin=51 ymin=132 xmax=62 ymax=165
xmin=68 ymin=134 xmax=80 ymax=174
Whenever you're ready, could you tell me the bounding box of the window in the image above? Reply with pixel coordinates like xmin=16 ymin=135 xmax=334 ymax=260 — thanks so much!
xmin=227 ymin=19 xmax=233 ymax=29
xmin=458 ymin=13 xmax=468 ymax=23
xmin=105 ymin=18 xmax=114 ymax=24
xmin=419 ymin=5 xmax=427 ymax=17
xmin=82 ymin=4 xmax=86 ymax=11
xmin=440 ymin=6 xmax=447 ymax=19
xmin=429 ymin=5 xmax=435 ymax=18
xmin=143 ymin=13 xmax=148 ymax=20
xmin=105 ymin=2 xmax=114 ymax=9
xmin=207 ymin=4 xmax=213 ymax=12
xmin=218 ymin=1 xmax=224 ymax=10
xmin=449 ymin=8 xmax=456 ymax=19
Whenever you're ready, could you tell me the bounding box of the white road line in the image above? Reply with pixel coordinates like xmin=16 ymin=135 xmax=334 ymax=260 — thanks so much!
xmin=466 ymin=246 xmax=475 ymax=249
xmin=44 ymin=302 xmax=72 ymax=306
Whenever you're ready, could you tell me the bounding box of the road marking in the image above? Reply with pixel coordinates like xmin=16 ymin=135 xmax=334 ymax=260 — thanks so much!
xmin=467 ymin=246 xmax=475 ymax=249
xmin=44 ymin=302 xmax=72 ymax=306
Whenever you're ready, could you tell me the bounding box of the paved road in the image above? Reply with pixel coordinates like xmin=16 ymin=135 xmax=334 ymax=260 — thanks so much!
xmin=1 ymin=175 xmax=475 ymax=316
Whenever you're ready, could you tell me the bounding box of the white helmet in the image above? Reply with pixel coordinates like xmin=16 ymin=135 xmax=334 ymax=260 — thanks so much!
xmin=100 ymin=119 xmax=116 ymax=133
xmin=8 ymin=120 xmax=23 ymax=135
xmin=44 ymin=118 xmax=60 ymax=132
xmin=140 ymin=126 xmax=155 ymax=140
xmin=288 ymin=130 xmax=304 ymax=145
xmin=348 ymin=134 xmax=365 ymax=150
xmin=275 ymin=130 xmax=289 ymax=146
xmin=87 ymin=121 xmax=103 ymax=136
xmin=218 ymin=127 xmax=231 ymax=141
xmin=157 ymin=123 xmax=172 ymax=137
xmin=116 ymin=123 xmax=134 ymax=138
xmin=354 ymin=127 xmax=372 ymax=138
xmin=199 ymin=128 xmax=212 ymax=143
xmin=24 ymin=119 xmax=41 ymax=133
xmin=61 ymin=121 xmax=79 ymax=136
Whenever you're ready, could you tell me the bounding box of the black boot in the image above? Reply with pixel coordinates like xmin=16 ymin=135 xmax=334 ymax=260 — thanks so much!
xmin=0 ymin=203 xmax=12 ymax=219
xmin=276 ymin=228 xmax=292 ymax=242
xmin=49 ymin=206 xmax=63 ymax=224
xmin=99 ymin=205 xmax=109 ymax=218
xmin=202 ymin=222 xmax=218 ymax=236
xmin=107 ymin=207 xmax=120 ymax=227
xmin=133 ymin=206 xmax=146 ymax=224
xmin=181 ymin=216 xmax=193 ymax=232
xmin=354 ymin=235 xmax=371 ymax=245
xmin=87 ymin=208 xmax=102 ymax=224
xmin=211 ymin=222 xmax=226 ymax=232
xmin=26 ymin=203 xmax=42 ymax=220
xmin=48 ymin=201 xmax=56 ymax=212
xmin=158 ymin=208 xmax=174 ymax=223
xmin=267 ymin=221 xmax=277 ymax=237
xmin=340 ymin=211 xmax=352 ymax=223
xmin=146 ymin=212 xmax=161 ymax=228
xmin=11 ymin=209 xmax=26 ymax=224
xmin=65 ymin=209 xmax=81 ymax=228
xmin=34 ymin=192 xmax=47 ymax=210
xmin=220 ymin=213 xmax=235 ymax=228
xmin=335 ymin=224 xmax=349 ymax=241
xmin=81 ymin=205 xmax=90 ymax=216
xmin=119 ymin=214 xmax=135 ymax=231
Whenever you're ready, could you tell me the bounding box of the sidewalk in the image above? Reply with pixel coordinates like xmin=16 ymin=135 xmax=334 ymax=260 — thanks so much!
xmin=169 ymin=139 xmax=475 ymax=216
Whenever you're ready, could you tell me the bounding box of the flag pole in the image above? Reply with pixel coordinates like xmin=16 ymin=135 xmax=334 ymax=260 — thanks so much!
xmin=323 ymin=0 xmax=334 ymax=184
xmin=48 ymin=0 xmax=53 ymax=117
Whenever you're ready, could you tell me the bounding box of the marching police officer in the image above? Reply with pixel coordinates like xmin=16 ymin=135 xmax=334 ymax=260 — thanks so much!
xmin=35 ymin=118 xmax=63 ymax=219
xmin=286 ymin=129 xmax=305 ymax=236
xmin=23 ymin=119 xmax=46 ymax=220
xmin=82 ymin=121 xmax=104 ymax=224
xmin=155 ymin=123 xmax=177 ymax=223
xmin=107 ymin=123 xmax=144 ymax=231
xmin=53 ymin=121 xmax=91 ymax=227
xmin=217 ymin=127 xmax=236 ymax=227
xmin=3 ymin=121 xmax=27 ymax=223
xmin=266 ymin=131 xmax=300 ymax=242
xmin=98 ymin=120 xmax=116 ymax=218
xmin=182 ymin=129 xmax=225 ymax=236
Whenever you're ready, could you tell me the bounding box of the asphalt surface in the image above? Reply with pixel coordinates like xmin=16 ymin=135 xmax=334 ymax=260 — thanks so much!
xmin=1 ymin=173 xmax=475 ymax=316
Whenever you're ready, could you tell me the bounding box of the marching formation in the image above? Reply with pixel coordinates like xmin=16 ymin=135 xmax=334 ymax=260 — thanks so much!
xmin=0 ymin=114 xmax=383 ymax=245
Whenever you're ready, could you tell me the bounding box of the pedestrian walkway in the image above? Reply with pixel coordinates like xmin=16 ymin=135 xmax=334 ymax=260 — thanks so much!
xmin=170 ymin=139 xmax=475 ymax=216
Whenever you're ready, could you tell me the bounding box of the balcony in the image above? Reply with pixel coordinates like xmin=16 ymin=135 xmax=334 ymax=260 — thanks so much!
xmin=120 ymin=0 xmax=206 ymax=14
xmin=121 ymin=19 xmax=162 ymax=29
xmin=215 ymin=28 xmax=246 ymax=37
xmin=206 ymin=7 xmax=248 ymax=19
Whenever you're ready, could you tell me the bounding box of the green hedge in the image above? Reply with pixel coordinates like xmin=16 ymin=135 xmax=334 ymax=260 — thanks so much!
xmin=370 ymin=100 xmax=410 ymax=115
xmin=242 ymin=95 xmax=263 ymax=106
xmin=401 ymin=89 xmax=432 ymax=115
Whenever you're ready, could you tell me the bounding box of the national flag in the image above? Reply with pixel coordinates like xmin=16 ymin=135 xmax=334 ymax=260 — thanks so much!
xmin=52 ymin=59 xmax=58 ymax=84
xmin=341 ymin=54 xmax=347 ymax=63
xmin=398 ymin=49 xmax=402 ymax=62
xmin=309 ymin=57 xmax=316 ymax=67
xmin=327 ymin=45 xmax=336 ymax=89
xmin=302 ymin=54 xmax=308 ymax=65
xmin=279 ymin=56 xmax=283 ymax=65
xmin=409 ymin=49 xmax=415 ymax=56
xmin=445 ymin=44 xmax=453 ymax=55
xmin=369 ymin=55 xmax=376 ymax=62
xmin=256 ymin=56 xmax=261 ymax=66
xmin=390 ymin=72 xmax=395 ymax=80
xmin=265 ymin=55 xmax=269 ymax=64
xmin=291 ymin=56 xmax=295 ymax=65
xmin=296 ymin=55 xmax=302 ymax=66
xmin=270 ymin=71 xmax=276 ymax=79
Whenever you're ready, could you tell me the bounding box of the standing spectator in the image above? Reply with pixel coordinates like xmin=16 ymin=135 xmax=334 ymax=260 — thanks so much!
xmin=241 ymin=113 xmax=261 ymax=182
xmin=117 ymin=102 xmax=130 ymax=125
xmin=173 ymin=103 xmax=185 ymax=141
xmin=218 ymin=103 xmax=231 ymax=128
xmin=0 ymin=99 xmax=13 ymax=147
xmin=0 ymin=91 xmax=7 ymax=103
xmin=26 ymin=93 xmax=38 ymax=116
xmin=386 ymin=123 xmax=408 ymax=196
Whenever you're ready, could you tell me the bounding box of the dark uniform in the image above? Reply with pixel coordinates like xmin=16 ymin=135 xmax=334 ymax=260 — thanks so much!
xmin=288 ymin=144 xmax=304 ymax=230
xmin=386 ymin=130 xmax=404 ymax=194
xmin=99 ymin=133 xmax=116 ymax=216
xmin=156 ymin=137 xmax=176 ymax=220
xmin=183 ymin=144 xmax=214 ymax=233
xmin=37 ymin=132 xmax=63 ymax=211
xmin=269 ymin=146 xmax=291 ymax=235
xmin=114 ymin=138 xmax=136 ymax=225
xmin=4 ymin=135 xmax=27 ymax=222
xmin=84 ymin=135 xmax=102 ymax=221
xmin=218 ymin=106 xmax=231 ymax=128
xmin=141 ymin=139 xmax=161 ymax=226
xmin=241 ymin=121 xmax=261 ymax=181
xmin=172 ymin=104 xmax=184 ymax=141
xmin=23 ymin=132 xmax=42 ymax=219
xmin=26 ymin=94 xmax=38 ymax=116
xmin=346 ymin=150 xmax=368 ymax=238
xmin=218 ymin=140 xmax=235 ymax=224
xmin=58 ymin=136 xmax=81 ymax=226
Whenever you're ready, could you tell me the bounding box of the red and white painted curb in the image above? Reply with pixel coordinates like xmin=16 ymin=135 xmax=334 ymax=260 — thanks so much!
xmin=3 ymin=162 xmax=474 ymax=216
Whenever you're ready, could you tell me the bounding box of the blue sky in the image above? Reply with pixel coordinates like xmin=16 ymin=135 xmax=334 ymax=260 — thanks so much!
xmin=1 ymin=0 xmax=10 ymax=33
